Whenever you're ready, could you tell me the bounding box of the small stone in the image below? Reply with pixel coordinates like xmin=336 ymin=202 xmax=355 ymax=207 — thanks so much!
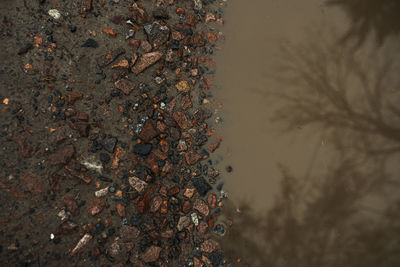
xmin=205 ymin=13 xmax=216 ymax=23
xmin=128 ymin=39 xmax=141 ymax=50
xmin=183 ymin=188 xmax=195 ymax=198
xmin=185 ymin=150 xmax=202 ymax=165
xmin=208 ymin=137 xmax=222 ymax=152
xmin=182 ymin=201 xmax=192 ymax=213
xmin=120 ymin=225 xmax=140 ymax=240
xmin=71 ymin=234 xmax=92 ymax=256
xmin=193 ymin=199 xmax=209 ymax=216
xmin=191 ymin=213 xmax=199 ymax=226
xmin=115 ymin=79 xmax=136 ymax=95
xmin=139 ymin=122 xmax=158 ymax=143
xmin=177 ymin=216 xmax=191 ymax=231
xmin=132 ymin=51 xmax=163 ymax=74
xmin=175 ymin=80 xmax=190 ymax=92
xmin=65 ymin=91 xmax=83 ymax=104
xmin=116 ymin=203 xmax=126 ymax=217
xmin=173 ymin=111 xmax=188 ymax=130
xmin=81 ymin=38 xmax=98 ymax=48
xmin=94 ymin=187 xmax=108 ymax=197
xmin=88 ymin=198 xmax=105 ymax=216
xmin=150 ymin=196 xmax=162 ymax=212
xmin=128 ymin=177 xmax=147 ymax=194
xmin=63 ymin=195 xmax=79 ymax=216
xmin=103 ymin=28 xmax=117 ymax=37
xmin=192 ymin=177 xmax=212 ymax=196
xmin=48 ymin=9 xmax=61 ymax=19
xmin=181 ymin=94 xmax=193 ymax=110
xmin=207 ymin=33 xmax=218 ymax=43
xmin=101 ymin=137 xmax=117 ymax=153
xmin=197 ymin=221 xmax=208 ymax=234
xmin=134 ymin=143 xmax=152 ymax=156
xmin=140 ymin=41 xmax=152 ymax=53
xmin=111 ymin=59 xmax=129 ymax=69
xmin=142 ymin=246 xmax=162 ymax=263
xmin=200 ymin=239 xmax=219 ymax=253
xmin=177 ymin=140 xmax=188 ymax=152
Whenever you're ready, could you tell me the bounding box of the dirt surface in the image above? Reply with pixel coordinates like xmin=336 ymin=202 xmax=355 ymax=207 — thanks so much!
xmin=0 ymin=0 xmax=228 ymax=266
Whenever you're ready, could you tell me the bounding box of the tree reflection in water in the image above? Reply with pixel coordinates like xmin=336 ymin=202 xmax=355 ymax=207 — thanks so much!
xmin=221 ymin=21 xmax=400 ymax=267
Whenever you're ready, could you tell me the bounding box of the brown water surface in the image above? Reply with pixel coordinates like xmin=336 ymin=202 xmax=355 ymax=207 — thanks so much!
xmin=214 ymin=0 xmax=400 ymax=266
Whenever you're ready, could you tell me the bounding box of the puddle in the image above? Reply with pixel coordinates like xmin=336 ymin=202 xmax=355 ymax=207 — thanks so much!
xmin=214 ymin=0 xmax=400 ymax=265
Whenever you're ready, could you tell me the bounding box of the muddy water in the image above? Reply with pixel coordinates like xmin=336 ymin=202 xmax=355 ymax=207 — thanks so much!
xmin=215 ymin=0 xmax=400 ymax=266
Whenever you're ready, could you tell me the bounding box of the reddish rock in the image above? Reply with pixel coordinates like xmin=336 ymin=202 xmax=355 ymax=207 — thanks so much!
xmin=128 ymin=39 xmax=141 ymax=50
xmin=185 ymin=150 xmax=202 ymax=165
xmin=49 ymin=145 xmax=74 ymax=165
xmin=65 ymin=91 xmax=83 ymax=105
xmin=207 ymin=193 xmax=217 ymax=208
xmin=181 ymin=94 xmax=193 ymax=110
xmin=207 ymin=32 xmax=218 ymax=43
xmin=150 ymin=196 xmax=162 ymax=212
xmin=208 ymin=137 xmax=222 ymax=152
xmin=140 ymin=41 xmax=152 ymax=52
xmin=200 ymin=239 xmax=220 ymax=253
xmin=197 ymin=221 xmax=208 ymax=234
xmin=173 ymin=111 xmax=188 ymax=129
xmin=131 ymin=2 xmax=150 ymax=24
xmin=182 ymin=201 xmax=192 ymax=214
xmin=193 ymin=199 xmax=209 ymax=216
xmin=115 ymin=79 xmax=136 ymax=95
xmin=139 ymin=122 xmax=158 ymax=143
xmin=120 ymin=225 xmax=140 ymax=240
xmin=63 ymin=195 xmax=79 ymax=216
xmin=183 ymin=188 xmax=195 ymax=198
xmin=88 ymin=198 xmax=105 ymax=216
xmin=15 ymin=137 xmax=32 ymax=158
xmin=132 ymin=51 xmax=163 ymax=74
xmin=142 ymin=246 xmax=162 ymax=263
xmin=167 ymin=186 xmax=180 ymax=196
xmin=156 ymin=121 xmax=167 ymax=132
xmin=116 ymin=203 xmax=126 ymax=217
xmin=171 ymin=31 xmax=184 ymax=41
xmin=20 ymin=172 xmax=43 ymax=194
xmin=111 ymin=146 xmax=126 ymax=169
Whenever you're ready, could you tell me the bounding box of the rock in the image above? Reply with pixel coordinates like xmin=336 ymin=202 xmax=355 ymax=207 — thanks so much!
xmin=192 ymin=177 xmax=212 ymax=196
xmin=108 ymin=241 xmax=121 ymax=258
xmin=81 ymin=38 xmax=98 ymax=48
xmin=63 ymin=195 xmax=79 ymax=216
xmin=134 ymin=143 xmax=152 ymax=156
xmin=102 ymin=137 xmax=117 ymax=153
xmin=175 ymin=80 xmax=190 ymax=92
xmin=150 ymin=196 xmax=162 ymax=212
xmin=193 ymin=0 xmax=203 ymax=10
xmin=139 ymin=122 xmax=158 ymax=143
xmin=193 ymin=199 xmax=209 ymax=216
xmin=48 ymin=9 xmax=61 ymax=20
xmin=205 ymin=13 xmax=216 ymax=23
xmin=177 ymin=216 xmax=191 ymax=231
xmin=95 ymin=187 xmax=109 ymax=197
xmin=88 ymin=198 xmax=105 ymax=216
xmin=131 ymin=2 xmax=150 ymax=24
xmin=173 ymin=111 xmax=188 ymax=130
xmin=120 ymin=225 xmax=140 ymax=240
xmin=20 ymin=172 xmax=43 ymax=194
xmin=181 ymin=94 xmax=193 ymax=110
xmin=132 ymin=51 xmax=163 ymax=74
xmin=111 ymin=146 xmax=126 ymax=169
xmin=185 ymin=150 xmax=202 ymax=165
xmin=142 ymin=246 xmax=162 ymax=263
xmin=96 ymin=48 xmax=125 ymax=68
xmin=182 ymin=201 xmax=192 ymax=214
xmin=114 ymin=79 xmax=135 ymax=95
xmin=49 ymin=145 xmax=75 ymax=165
xmin=197 ymin=221 xmax=208 ymax=234
xmin=207 ymin=33 xmax=218 ymax=43
xmin=171 ymin=31 xmax=185 ymax=41
xmin=140 ymin=41 xmax=152 ymax=53
xmin=177 ymin=140 xmax=188 ymax=152
xmin=128 ymin=177 xmax=147 ymax=194
xmin=145 ymin=22 xmax=170 ymax=45
xmin=208 ymin=137 xmax=222 ymax=152
xmin=103 ymin=28 xmax=117 ymax=37
xmin=200 ymin=239 xmax=219 ymax=253
xmin=183 ymin=188 xmax=195 ymax=198
xmin=128 ymin=39 xmax=141 ymax=50
xmin=71 ymin=234 xmax=92 ymax=256
xmin=65 ymin=91 xmax=83 ymax=104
